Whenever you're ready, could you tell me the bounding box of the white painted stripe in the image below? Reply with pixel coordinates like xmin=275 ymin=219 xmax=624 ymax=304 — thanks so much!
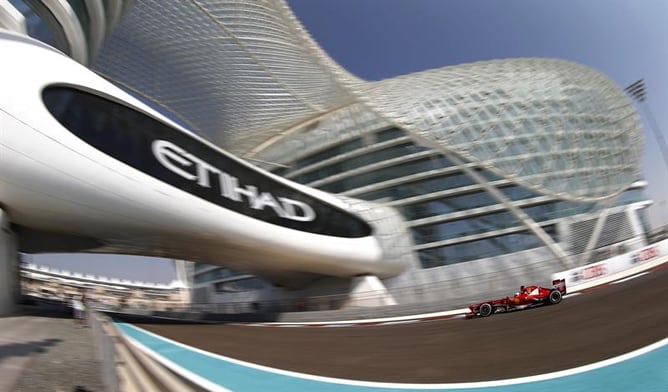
xmin=121 ymin=332 xmax=233 ymax=392
xmin=121 ymin=323 xmax=667 ymax=390
xmin=259 ymin=307 xmax=471 ymax=326
xmin=611 ymin=272 xmax=649 ymax=284
xmin=562 ymin=293 xmax=582 ymax=299
xmin=378 ymin=320 xmax=421 ymax=326
xmin=0 ymin=363 xmax=27 ymax=370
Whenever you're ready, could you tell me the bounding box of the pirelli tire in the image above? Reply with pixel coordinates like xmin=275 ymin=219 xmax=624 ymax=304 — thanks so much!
xmin=479 ymin=303 xmax=494 ymax=317
xmin=548 ymin=289 xmax=562 ymax=305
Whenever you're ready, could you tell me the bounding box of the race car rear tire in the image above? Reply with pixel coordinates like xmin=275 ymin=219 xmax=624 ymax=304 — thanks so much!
xmin=548 ymin=289 xmax=562 ymax=304
xmin=479 ymin=303 xmax=494 ymax=317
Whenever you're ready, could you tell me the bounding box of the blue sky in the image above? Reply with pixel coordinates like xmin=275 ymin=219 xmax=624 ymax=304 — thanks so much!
xmin=33 ymin=0 xmax=668 ymax=283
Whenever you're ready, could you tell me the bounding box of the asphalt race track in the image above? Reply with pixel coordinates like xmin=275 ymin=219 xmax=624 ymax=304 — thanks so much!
xmin=135 ymin=266 xmax=668 ymax=383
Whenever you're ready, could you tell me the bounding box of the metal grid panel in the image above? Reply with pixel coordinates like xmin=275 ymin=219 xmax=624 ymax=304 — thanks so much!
xmin=358 ymin=58 xmax=642 ymax=201
xmin=93 ymin=0 xmax=364 ymax=155
xmin=95 ymin=1 xmax=642 ymax=202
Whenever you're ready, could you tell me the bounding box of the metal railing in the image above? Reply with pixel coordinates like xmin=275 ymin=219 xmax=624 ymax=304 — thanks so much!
xmin=147 ymin=257 xmax=560 ymax=318
xmin=89 ymin=311 xmax=205 ymax=391
xmin=134 ymin=243 xmax=648 ymax=322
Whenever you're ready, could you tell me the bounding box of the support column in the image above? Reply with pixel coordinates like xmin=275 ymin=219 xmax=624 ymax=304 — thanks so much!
xmin=578 ymin=194 xmax=621 ymax=266
xmin=626 ymin=205 xmax=649 ymax=249
xmin=343 ymin=275 xmax=397 ymax=308
xmin=0 ymin=209 xmax=20 ymax=315
xmin=173 ymin=259 xmax=192 ymax=304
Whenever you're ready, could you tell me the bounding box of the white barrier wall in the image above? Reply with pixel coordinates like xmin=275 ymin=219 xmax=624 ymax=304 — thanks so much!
xmin=552 ymin=239 xmax=668 ymax=290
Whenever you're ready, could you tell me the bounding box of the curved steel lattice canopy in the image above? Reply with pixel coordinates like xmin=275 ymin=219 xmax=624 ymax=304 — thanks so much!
xmin=359 ymin=58 xmax=642 ymax=201
xmin=94 ymin=0 xmax=642 ymax=202
xmin=94 ymin=0 xmax=366 ymax=155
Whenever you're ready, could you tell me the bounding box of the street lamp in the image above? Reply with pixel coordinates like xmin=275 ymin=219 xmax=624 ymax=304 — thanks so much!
xmin=625 ymin=80 xmax=668 ymax=230
xmin=624 ymin=79 xmax=668 ymax=169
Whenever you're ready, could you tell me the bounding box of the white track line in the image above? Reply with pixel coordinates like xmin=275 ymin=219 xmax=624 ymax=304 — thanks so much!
xmin=611 ymin=272 xmax=649 ymax=284
xmin=122 ymin=323 xmax=667 ymax=390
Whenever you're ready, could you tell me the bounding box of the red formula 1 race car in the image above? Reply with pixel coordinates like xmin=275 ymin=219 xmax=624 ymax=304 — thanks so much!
xmin=466 ymin=279 xmax=567 ymax=318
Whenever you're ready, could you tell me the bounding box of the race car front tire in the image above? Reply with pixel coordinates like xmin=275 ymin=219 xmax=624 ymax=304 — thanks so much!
xmin=479 ymin=303 xmax=494 ymax=317
xmin=548 ymin=289 xmax=562 ymax=304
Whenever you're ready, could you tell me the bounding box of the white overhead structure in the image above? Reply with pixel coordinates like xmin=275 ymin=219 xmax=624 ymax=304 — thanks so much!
xmin=0 ymin=0 xmax=26 ymax=33
xmin=0 ymin=0 xmax=645 ymax=312
xmin=0 ymin=31 xmax=410 ymax=286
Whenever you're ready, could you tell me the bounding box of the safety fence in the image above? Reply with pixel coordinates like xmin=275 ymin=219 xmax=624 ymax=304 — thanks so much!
xmin=100 ymin=239 xmax=668 ymax=324
xmin=89 ymin=311 xmax=206 ymax=392
xmin=86 ymin=241 xmax=667 ymax=391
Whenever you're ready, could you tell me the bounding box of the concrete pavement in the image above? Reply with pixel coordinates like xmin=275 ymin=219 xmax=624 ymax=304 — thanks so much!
xmin=0 ymin=307 xmax=104 ymax=392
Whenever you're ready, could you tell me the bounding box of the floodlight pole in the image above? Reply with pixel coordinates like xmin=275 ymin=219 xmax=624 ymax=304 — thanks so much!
xmin=625 ymin=79 xmax=668 ymax=230
xmin=625 ymin=79 xmax=668 ymax=170
xmin=640 ymin=104 xmax=668 ymax=170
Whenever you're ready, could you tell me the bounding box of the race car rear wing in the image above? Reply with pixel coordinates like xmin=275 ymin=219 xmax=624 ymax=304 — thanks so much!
xmin=552 ymin=278 xmax=567 ymax=294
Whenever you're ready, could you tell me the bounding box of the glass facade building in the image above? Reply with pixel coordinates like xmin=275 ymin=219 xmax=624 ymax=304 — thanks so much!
xmin=90 ymin=0 xmax=647 ymax=305
xmin=2 ymin=0 xmax=651 ymax=305
xmin=253 ymin=101 xmax=646 ymax=272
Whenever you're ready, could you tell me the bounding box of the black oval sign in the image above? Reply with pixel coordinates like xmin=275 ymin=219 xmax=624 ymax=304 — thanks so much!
xmin=42 ymin=85 xmax=372 ymax=238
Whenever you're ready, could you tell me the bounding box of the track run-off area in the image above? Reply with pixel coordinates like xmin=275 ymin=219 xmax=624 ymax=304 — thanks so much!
xmin=121 ymin=264 xmax=668 ymax=390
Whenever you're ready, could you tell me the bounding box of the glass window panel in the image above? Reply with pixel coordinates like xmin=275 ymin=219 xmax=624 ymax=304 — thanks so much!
xmin=478 ymin=168 xmax=502 ymax=181
xmin=290 ymin=138 xmax=364 ymax=170
xmin=270 ymin=167 xmax=288 ymax=177
xmin=194 ymin=263 xmax=214 ymax=272
xmin=375 ymin=127 xmax=406 ymax=142
xmin=358 ymin=172 xmax=471 ymax=201
xmin=614 ymin=189 xmax=646 ymax=206
xmin=292 ymin=142 xmax=427 ymax=184
xmin=319 ymin=156 xmax=452 ymax=193
xmin=400 ymin=190 xmax=497 ymax=220
xmin=417 ymin=229 xmax=549 ymax=268
xmin=522 ymin=203 xmax=555 ymax=222
xmin=214 ymin=277 xmax=270 ymax=293
xmin=499 ymin=185 xmax=538 ymax=201
xmin=410 ymin=211 xmax=519 ymax=244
